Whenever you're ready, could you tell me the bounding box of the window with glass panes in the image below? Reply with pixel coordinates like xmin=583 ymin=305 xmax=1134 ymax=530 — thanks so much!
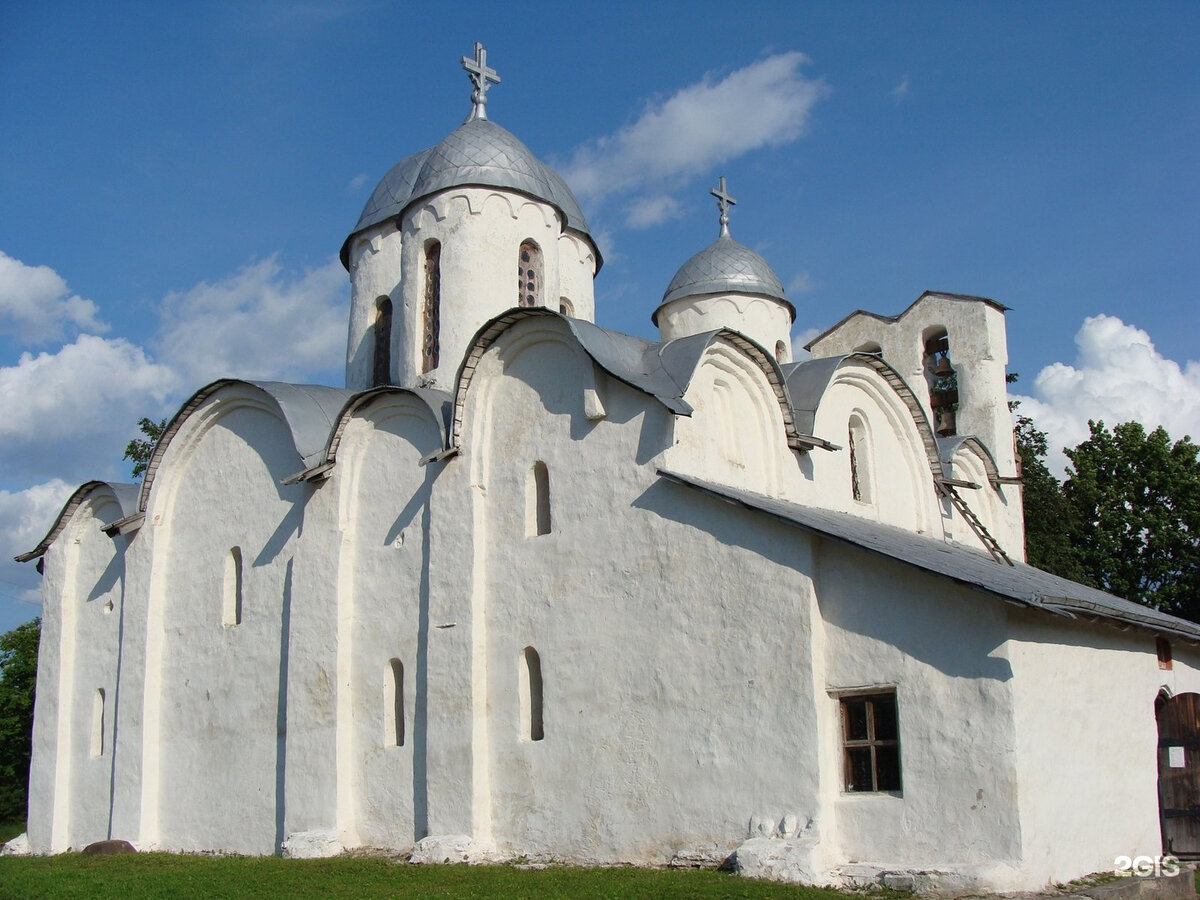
xmin=841 ymin=692 xmax=901 ymax=792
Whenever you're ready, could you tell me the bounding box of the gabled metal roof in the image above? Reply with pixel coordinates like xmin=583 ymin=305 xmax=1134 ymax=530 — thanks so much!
xmin=782 ymin=353 xmax=946 ymax=482
xmin=137 ymin=380 xmax=356 ymax=514
xmin=341 ymin=118 xmax=599 ymax=270
xmin=450 ymin=308 xmax=811 ymax=451
xmin=654 ymin=234 xmax=792 ymax=322
xmin=658 ymin=468 xmax=1200 ymax=643
xmin=15 ymin=481 xmax=139 ymax=563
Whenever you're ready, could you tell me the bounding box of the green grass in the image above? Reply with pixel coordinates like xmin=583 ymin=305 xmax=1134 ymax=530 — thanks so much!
xmin=0 ymin=821 xmax=24 ymax=843
xmin=0 ymin=854 xmax=867 ymax=900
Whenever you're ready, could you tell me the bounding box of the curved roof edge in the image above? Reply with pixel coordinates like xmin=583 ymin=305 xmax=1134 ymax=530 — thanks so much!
xmin=803 ymin=290 xmax=1011 ymax=352
xmin=322 ymin=386 xmax=453 ymax=467
xmin=450 ymin=308 xmax=804 ymax=451
xmin=339 ymin=120 xmax=603 ymax=273
xmin=939 ymin=435 xmax=1003 ymax=490
xmin=783 ymin=352 xmax=947 ymax=483
xmin=15 ymin=480 xmax=139 ymax=563
xmin=138 ymin=379 xmax=355 ymax=513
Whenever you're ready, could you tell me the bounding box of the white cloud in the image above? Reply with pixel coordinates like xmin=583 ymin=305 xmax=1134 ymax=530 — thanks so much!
xmin=1010 ymin=314 xmax=1200 ymax=475
xmin=891 ymin=75 xmax=911 ymax=101
xmin=0 ymin=479 xmax=76 ymax=615
xmin=347 ymin=173 xmax=369 ymax=193
xmin=791 ymin=326 xmax=822 ymax=362
xmin=0 ymin=335 xmax=179 ymax=483
xmin=625 ymin=195 xmax=683 ymax=229
xmin=0 ymin=335 xmax=178 ymax=444
xmin=154 ymin=256 xmax=347 ymax=386
xmin=787 ymin=271 xmax=816 ymax=295
xmin=0 ymin=251 xmax=108 ymax=344
xmin=561 ymin=52 xmax=828 ymax=224
xmin=0 ymin=479 xmax=74 ymax=561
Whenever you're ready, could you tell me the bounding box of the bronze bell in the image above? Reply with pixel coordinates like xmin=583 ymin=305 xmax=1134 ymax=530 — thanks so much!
xmin=934 ymin=354 xmax=954 ymax=378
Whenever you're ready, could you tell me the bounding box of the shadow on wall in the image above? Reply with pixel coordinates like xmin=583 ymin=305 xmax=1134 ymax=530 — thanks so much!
xmin=638 ymin=477 xmax=1014 ymax=683
xmin=814 ymin=537 xmax=1014 ymax=682
xmin=632 ymin=478 xmax=812 ymax=577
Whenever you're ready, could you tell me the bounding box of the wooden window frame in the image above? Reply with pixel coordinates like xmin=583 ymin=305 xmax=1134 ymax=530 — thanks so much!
xmin=840 ymin=691 xmax=901 ymax=793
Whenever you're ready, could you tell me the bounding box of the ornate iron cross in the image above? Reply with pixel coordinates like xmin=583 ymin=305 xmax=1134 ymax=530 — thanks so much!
xmin=461 ymin=42 xmax=501 ymax=121
xmin=711 ymin=176 xmax=737 ymax=237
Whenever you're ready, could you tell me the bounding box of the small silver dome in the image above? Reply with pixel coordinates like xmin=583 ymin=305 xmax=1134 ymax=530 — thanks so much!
xmin=341 ymin=118 xmax=599 ymax=269
xmin=654 ymin=235 xmax=792 ymax=323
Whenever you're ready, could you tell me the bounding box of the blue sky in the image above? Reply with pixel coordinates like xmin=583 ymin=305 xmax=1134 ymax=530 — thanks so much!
xmin=0 ymin=1 xmax=1197 ymax=630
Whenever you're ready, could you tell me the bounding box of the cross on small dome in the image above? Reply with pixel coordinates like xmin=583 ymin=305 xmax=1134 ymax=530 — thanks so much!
xmin=461 ymin=42 xmax=501 ymax=121
xmin=711 ymin=176 xmax=737 ymax=237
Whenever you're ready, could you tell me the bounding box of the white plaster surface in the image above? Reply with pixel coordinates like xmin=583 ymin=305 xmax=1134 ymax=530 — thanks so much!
xmin=656 ymin=293 xmax=793 ymax=361
xmin=20 ymin=151 xmax=1189 ymax=897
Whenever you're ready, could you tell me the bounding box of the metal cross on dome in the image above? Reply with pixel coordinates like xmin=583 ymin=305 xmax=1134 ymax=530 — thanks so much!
xmin=711 ymin=176 xmax=737 ymax=237
xmin=462 ymin=42 xmax=501 ymax=121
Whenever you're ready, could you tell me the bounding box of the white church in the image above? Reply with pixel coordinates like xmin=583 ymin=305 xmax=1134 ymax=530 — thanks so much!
xmin=15 ymin=45 xmax=1200 ymax=892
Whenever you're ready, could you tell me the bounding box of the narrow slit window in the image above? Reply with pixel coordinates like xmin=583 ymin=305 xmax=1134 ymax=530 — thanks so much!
xmin=518 ymin=240 xmax=542 ymax=308
xmin=848 ymin=414 xmax=872 ymax=503
xmin=386 ymin=658 xmax=405 ymax=746
xmin=1158 ymin=637 xmax=1173 ymax=671
xmin=91 ymin=688 xmax=106 ymax=757
xmin=223 ymin=547 xmax=243 ymax=626
xmin=526 ymin=461 xmax=551 ymax=537
xmin=520 ymin=646 xmax=544 ymax=742
xmin=841 ymin=692 xmax=901 ymax=792
xmin=775 ymin=340 xmax=788 ymax=364
xmin=423 ymin=242 xmax=441 ymax=373
xmin=559 ymin=297 xmax=574 ymax=316
xmin=373 ymin=296 xmax=392 ymax=386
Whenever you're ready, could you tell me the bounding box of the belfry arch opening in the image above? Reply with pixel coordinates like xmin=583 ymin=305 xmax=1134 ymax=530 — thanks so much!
xmin=922 ymin=326 xmax=957 ymax=437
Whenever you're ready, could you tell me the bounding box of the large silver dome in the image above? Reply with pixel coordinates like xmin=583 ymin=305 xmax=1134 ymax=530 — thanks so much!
xmin=654 ymin=234 xmax=792 ymax=323
xmin=341 ymin=118 xmax=599 ymax=269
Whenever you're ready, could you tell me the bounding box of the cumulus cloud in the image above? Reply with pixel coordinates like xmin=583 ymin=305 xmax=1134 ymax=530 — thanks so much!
xmin=0 ymin=479 xmax=75 ymax=616
xmin=1010 ymin=314 xmax=1200 ymax=476
xmin=561 ymin=52 xmax=827 ymax=224
xmin=155 ymin=256 xmax=347 ymax=386
xmin=0 ymin=251 xmax=107 ymax=343
xmin=0 ymin=479 xmax=74 ymax=561
xmin=0 ymin=335 xmax=179 ymax=482
xmin=791 ymin=326 xmax=822 ymax=362
xmin=787 ymin=271 xmax=817 ymax=295
xmin=625 ymin=195 xmax=683 ymax=229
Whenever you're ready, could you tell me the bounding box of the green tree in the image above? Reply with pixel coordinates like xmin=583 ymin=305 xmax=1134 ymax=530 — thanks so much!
xmin=1015 ymin=415 xmax=1085 ymax=583
xmin=1062 ymin=420 xmax=1200 ymax=619
xmin=123 ymin=416 xmax=168 ymax=479
xmin=0 ymin=618 xmax=39 ymax=825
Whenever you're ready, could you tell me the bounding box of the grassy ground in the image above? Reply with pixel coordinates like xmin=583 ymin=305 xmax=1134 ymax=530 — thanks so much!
xmin=0 ymin=854 xmax=866 ymax=900
xmin=0 ymin=821 xmax=24 ymax=843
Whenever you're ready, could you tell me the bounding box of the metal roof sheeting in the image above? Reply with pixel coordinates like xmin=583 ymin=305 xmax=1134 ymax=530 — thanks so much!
xmin=655 ymin=235 xmax=791 ymax=320
xmin=658 ymin=468 xmax=1200 ymax=642
xmin=15 ymin=481 xmax=139 ymax=563
xmin=341 ymin=118 xmax=599 ymax=269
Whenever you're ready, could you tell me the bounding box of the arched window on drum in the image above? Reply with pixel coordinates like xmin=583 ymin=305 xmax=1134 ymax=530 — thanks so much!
xmin=518 ymin=240 xmax=542 ymax=308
